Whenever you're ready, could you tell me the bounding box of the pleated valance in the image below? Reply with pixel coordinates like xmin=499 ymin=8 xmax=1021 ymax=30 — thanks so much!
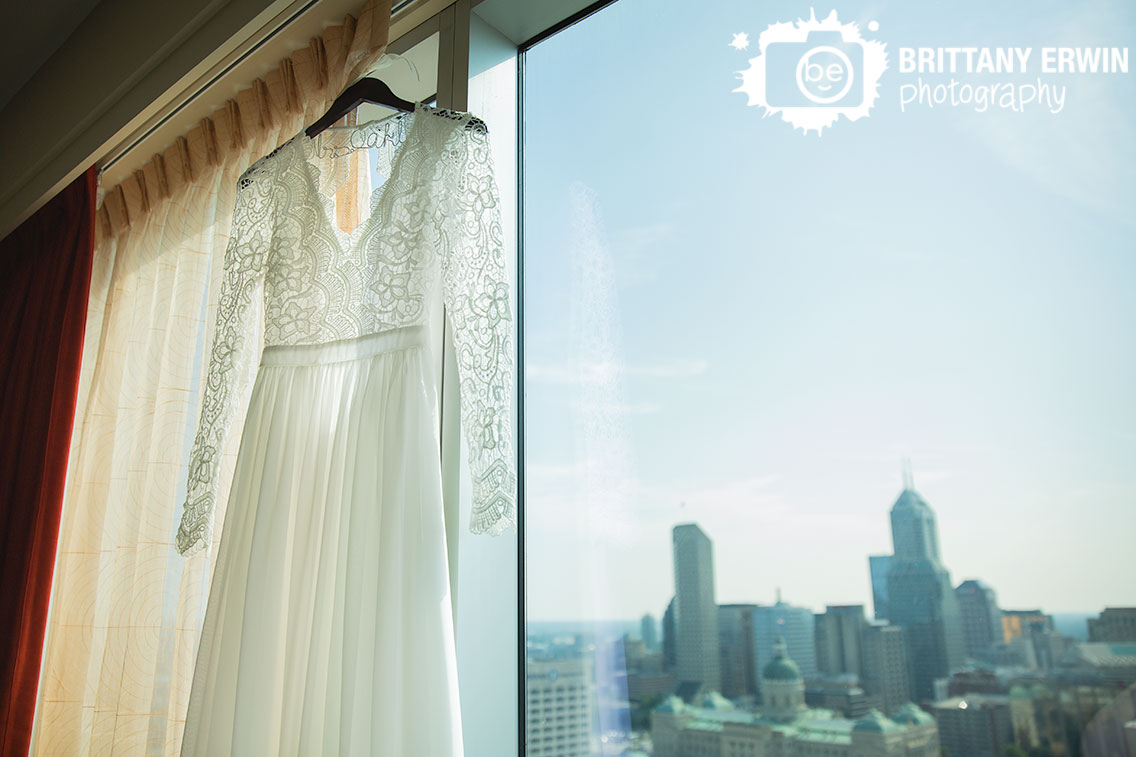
xmin=97 ymin=0 xmax=393 ymax=242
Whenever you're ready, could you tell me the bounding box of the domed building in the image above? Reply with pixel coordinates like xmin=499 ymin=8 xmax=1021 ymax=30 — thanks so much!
xmin=761 ymin=636 xmax=806 ymax=722
xmin=651 ymin=640 xmax=940 ymax=756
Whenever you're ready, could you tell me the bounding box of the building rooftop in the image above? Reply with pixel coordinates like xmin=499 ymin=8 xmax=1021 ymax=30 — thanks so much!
xmin=654 ymin=694 xmax=936 ymax=744
xmin=956 ymin=579 xmax=994 ymax=591
xmin=1066 ymin=642 xmax=1136 ymax=667
xmin=891 ymin=488 xmax=932 ymax=513
xmin=932 ymin=694 xmax=1011 ymax=710
xmin=1008 ymin=683 xmax=1054 ymax=700
xmin=853 ymin=710 xmax=901 ymax=733
xmin=764 ymin=656 xmax=802 ymax=681
xmin=697 ymin=691 xmax=735 ymax=711
xmin=762 ymin=636 xmax=802 ymax=681
xmin=797 ymin=716 xmax=854 ymax=738
xmin=892 ymin=703 xmax=936 ymax=726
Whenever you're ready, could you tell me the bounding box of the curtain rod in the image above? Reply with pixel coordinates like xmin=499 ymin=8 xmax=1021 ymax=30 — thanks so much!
xmin=100 ymin=0 xmax=419 ymax=175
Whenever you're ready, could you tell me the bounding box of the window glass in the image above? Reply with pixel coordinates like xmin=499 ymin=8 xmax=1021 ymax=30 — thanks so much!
xmin=522 ymin=2 xmax=1135 ymax=756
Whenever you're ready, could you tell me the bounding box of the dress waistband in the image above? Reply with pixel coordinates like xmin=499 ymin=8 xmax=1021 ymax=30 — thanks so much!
xmin=260 ymin=325 xmax=429 ymax=367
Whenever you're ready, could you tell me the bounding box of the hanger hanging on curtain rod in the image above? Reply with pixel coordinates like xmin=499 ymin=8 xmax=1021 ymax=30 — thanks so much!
xmin=305 ymin=78 xmax=429 ymax=138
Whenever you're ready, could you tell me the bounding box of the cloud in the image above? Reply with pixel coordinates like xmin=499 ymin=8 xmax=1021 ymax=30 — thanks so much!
xmin=575 ymin=400 xmax=662 ymax=416
xmin=609 ymin=223 xmax=676 ymax=285
xmin=950 ymin=5 xmax=1136 ymax=224
xmin=837 ymin=442 xmax=1000 ymax=465
xmin=667 ymin=473 xmax=783 ymax=510
xmin=612 ymin=222 xmax=676 ymax=252
xmin=874 ymin=247 xmax=936 ymax=264
xmin=962 ymin=103 xmax=1134 ymax=223
xmin=526 ymin=462 xmax=586 ymax=480
xmin=524 ymin=469 xmax=883 ymax=557
xmin=527 ymin=358 xmax=709 ymax=384
xmin=630 ymin=359 xmax=710 ymax=378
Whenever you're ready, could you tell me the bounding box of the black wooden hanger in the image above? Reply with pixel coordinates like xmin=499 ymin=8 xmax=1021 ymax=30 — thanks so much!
xmin=305 ymin=78 xmax=425 ymax=138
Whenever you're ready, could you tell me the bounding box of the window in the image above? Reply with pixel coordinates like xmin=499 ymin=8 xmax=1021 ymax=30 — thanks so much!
xmin=519 ymin=1 xmax=1136 ymax=756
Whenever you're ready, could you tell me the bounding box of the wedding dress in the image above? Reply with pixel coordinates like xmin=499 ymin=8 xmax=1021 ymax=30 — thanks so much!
xmin=175 ymin=102 xmax=515 ymax=756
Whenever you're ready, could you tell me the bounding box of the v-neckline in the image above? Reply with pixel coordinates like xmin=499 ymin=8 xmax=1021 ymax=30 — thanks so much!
xmin=297 ymin=101 xmax=427 ymax=255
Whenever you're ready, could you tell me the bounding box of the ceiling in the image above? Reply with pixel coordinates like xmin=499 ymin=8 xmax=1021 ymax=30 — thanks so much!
xmin=0 ymin=0 xmax=605 ymax=240
xmin=473 ymin=0 xmax=603 ymax=46
xmin=0 ymin=0 xmax=103 ymax=112
xmin=0 ymin=0 xmax=606 ymax=116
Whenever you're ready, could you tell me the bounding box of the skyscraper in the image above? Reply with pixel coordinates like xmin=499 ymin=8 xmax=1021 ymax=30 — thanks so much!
xmin=815 ymin=606 xmax=912 ymax=716
xmin=868 ymin=555 xmax=892 ymax=621
xmin=526 ymin=658 xmax=596 ymax=757
xmin=955 ymin=579 xmax=1002 ymax=659
xmin=662 ymin=598 xmax=676 ymax=672
xmin=815 ymin=605 xmax=867 ymax=678
xmin=753 ymin=593 xmax=817 ymax=693
xmin=1001 ymin=609 xmax=1054 ymax=643
xmin=861 ymin=622 xmax=911 ymax=715
xmin=1088 ymin=607 xmax=1136 ymax=642
xmin=718 ymin=604 xmax=758 ymax=699
xmin=885 ymin=466 xmax=965 ymax=702
xmin=641 ymin=612 xmax=659 ymax=650
xmin=672 ymin=524 xmax=721 ymax=692
xmin=931 ymin=694 xmax=1013 ymax=757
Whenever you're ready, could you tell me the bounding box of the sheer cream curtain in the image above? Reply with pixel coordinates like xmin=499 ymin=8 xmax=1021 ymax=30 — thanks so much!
xmin=32 ymin=2 xmax=392 ymax=753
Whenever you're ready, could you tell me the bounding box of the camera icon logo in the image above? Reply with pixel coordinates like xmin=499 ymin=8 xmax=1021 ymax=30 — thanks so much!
xmin=767 ymin=31 xmax=864 ymax=107
xmin=734 ymin=11 xmax=888 ymax=135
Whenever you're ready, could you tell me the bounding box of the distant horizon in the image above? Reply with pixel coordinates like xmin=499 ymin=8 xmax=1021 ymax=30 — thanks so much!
xmin=526 ymin=611 xmax=1109 ymax=624
xmin=526 ymin=611 xmax=1100 ymax=647
xmin=524 ymin=471 xmax=1136 ymax=621
xmin=524 ymin=482 xmax=1135 ymax=622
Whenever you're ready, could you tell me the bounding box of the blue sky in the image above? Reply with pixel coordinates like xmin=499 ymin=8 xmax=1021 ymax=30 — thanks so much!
xmin=521 ymin=0 xmax=1135 ymax=622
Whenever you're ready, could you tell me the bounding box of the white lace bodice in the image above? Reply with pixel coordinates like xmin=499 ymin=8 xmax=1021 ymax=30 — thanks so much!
xmin=176 ymin=102 xmax=515 ymax=555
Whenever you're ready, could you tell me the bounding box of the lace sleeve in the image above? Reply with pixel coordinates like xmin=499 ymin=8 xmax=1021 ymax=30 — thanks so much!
xmin=434 ymin=116 xmax=517 ymax=535
xmin=176 ymin=165 xmax=272 ymax=555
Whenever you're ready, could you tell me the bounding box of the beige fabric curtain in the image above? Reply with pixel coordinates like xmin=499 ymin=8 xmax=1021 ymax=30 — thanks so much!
xmin=33 ymin=2 xmax=392 ymax=753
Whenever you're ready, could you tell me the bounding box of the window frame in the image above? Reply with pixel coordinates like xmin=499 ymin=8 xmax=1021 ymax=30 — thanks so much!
xmin=508 ymin=3 xmax=620 ymax=755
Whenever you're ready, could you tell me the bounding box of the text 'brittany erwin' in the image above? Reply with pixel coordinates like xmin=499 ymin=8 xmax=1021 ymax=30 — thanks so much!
xmin=898 ymin=47 xmax=1130 ymax=75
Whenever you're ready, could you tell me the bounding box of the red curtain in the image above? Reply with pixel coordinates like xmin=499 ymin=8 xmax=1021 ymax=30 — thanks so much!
xmin=0 ymin=167 xmax=97 ymax=756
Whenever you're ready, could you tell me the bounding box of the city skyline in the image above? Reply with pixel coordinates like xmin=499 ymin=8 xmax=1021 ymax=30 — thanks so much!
xmin=526 ymin=511 xmax=1136 ymax=755
xmin=526 ymin=468 xmax=1130 ymax=622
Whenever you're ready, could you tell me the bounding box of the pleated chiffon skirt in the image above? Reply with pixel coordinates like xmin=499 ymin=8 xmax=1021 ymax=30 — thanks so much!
xmin=180 ymin=326 xmax=463 ymax=756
